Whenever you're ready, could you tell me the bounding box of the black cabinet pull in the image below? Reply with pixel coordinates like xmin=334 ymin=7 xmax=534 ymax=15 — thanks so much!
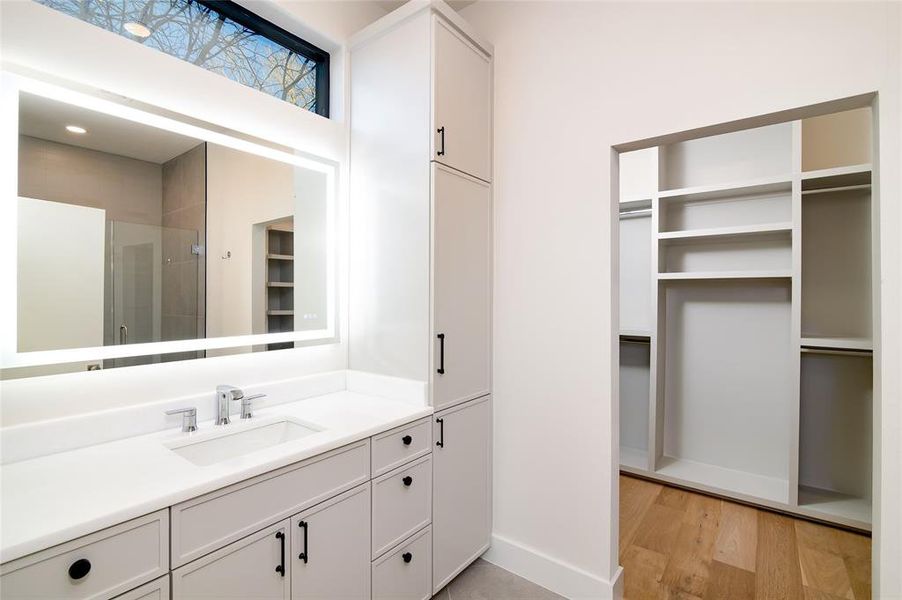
xmin=436 ymin=417 xmax=444 ymax=448
xmin=437 ymin=333 xmax=445 ymax=375
xmin=298 ymin=520 xmax=308 ymax=563
xmin=68 ymin=558 xmax=91 ymax=580
xmin=437 ymin=127 xmax=445 ymax=156
xmin=402 ymin=475 xmax=413 ymax=486
xmin=275 ymin=531 xmax=285 ymax=576
xmin=402 ymin=434 xmax=412 ymax=446
xmin=402 ymin=552 xmax=413 ymax=563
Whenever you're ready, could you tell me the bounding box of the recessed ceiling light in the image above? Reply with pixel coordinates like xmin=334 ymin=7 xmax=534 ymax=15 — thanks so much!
xmin=65 ymin=125 xmax=87 ymax=134
xmin=124 ymin=21 xmax=152 ymax=38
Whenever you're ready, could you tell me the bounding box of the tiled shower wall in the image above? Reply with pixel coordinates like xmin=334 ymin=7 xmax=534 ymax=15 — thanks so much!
xmin=161 ymin=143 xmax=206 ymax=357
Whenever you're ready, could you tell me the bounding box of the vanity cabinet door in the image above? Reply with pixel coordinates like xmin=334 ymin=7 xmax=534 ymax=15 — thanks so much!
xmin=171 ymin=520 xmax=290 ymax=600
xmin=433 ymin=164 xmax=491 ymax=410
xmin=290 ymin=484 xmax=371 ymax=599
xmin=432 ymin=15 xmax=492 ymax=182
xmin=432 ymin=396 xmax=492 ymax=594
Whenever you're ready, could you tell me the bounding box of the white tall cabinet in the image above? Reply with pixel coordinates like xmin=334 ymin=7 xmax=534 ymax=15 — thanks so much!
xmin=350 ymin=1 xmax=493 ymax=594
xmin=617 ymin=102 xmax=877 ymax=531
xmin=432 ymin=164 xmax=491 ymax=410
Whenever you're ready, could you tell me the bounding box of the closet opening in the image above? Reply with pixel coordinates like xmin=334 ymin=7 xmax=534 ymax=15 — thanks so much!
xmin=613 ymin=97 xmax=879 ymax=598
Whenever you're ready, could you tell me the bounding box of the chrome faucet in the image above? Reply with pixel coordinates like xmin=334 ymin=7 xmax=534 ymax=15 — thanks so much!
xmin=215 ymin=385 xmax=243 ymax=425
xmin=215 ymin=385 xmax=266 ymax=425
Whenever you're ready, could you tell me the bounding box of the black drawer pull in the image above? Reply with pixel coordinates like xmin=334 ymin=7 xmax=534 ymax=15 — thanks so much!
xmin=402 ymin=435 xmax=412 ymax=446
xmin=402 ymin=552 xmax=413 ymax=563
xmin=298 ymin=520 xmax=308 ymax=563
xmin=68 ymin=558 xmax=91 ymax=580
xmin=402 ymin=475 xmax=413 ymax=486
xmin=437 ymin=333 xmax=445 ymax=375
xmin=275 ymin=531 xmax=285 ymax=576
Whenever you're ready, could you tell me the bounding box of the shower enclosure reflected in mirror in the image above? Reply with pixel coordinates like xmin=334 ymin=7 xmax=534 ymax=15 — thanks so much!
xmin=5 ymin=83 xmax=334 ymax=377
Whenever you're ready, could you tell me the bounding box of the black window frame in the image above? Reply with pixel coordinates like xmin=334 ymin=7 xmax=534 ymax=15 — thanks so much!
xmin=194 ymin=0 xmax=330 ymax=117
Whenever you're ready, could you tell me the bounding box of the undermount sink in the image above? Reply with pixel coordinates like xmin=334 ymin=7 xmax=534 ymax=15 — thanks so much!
xmin=166 ymin=418 xmax=322 ymax=466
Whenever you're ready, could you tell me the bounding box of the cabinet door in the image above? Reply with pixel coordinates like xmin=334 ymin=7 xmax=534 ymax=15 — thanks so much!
xmin=433 ymin=16 xmax=491 ymax=181
xmin=291 ymin=484 xmax=371 ymax=599
xmin=432 ymin=165 xmax=491 ymax=410
xmin=171 ymin=520 xmax=289 ymax=600
xmin=114 ymin=575 xmax=169 ymax=600
xmin=432 ymin=396 xmax=492 ymax=593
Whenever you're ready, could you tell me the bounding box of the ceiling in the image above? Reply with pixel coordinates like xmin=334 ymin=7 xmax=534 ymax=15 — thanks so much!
xmin=18 ymin=93 xmax=202 ymax=165
xmin=376 ymin=0 xmax=475 ymax=13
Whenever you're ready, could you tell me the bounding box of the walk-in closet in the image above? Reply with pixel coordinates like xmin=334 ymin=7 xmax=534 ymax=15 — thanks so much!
xmin=618 ymin=103 xmax=875 ymax=531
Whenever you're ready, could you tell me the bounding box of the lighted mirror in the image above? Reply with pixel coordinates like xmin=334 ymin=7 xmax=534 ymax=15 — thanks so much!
xmin=2 ymin=76 xmax=336 ymax=377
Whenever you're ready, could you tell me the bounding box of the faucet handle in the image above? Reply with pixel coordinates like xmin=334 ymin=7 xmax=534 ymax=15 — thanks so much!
xmin=241 ymin=394 xmax=266 ymax=419
xmin=166 ymin=406 xmax=198 ymax=432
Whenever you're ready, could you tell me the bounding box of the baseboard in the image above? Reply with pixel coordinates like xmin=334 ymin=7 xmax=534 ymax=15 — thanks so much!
xmin=482 ymin=534 xmax=623 ymax=599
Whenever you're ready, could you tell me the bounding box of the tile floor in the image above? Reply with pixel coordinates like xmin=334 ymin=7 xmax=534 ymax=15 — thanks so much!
xmin=433 ymin=559 xmax=564 ymax=600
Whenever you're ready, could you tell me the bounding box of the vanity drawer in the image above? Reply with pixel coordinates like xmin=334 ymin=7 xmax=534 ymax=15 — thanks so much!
xmin=371 ymin=417 xmax=432 ymax=477
xmin=371 ymin=455 xmax=432 ymax=558
xmin=372 ymin=526 xmax=432 ymax=600
xmin=0 ymin=510 xmax=168 ymax=600
xmin=114 ymin=574 xmax=169 ymax=600
xmin=171 ymin=440 xmax=369 ymax=567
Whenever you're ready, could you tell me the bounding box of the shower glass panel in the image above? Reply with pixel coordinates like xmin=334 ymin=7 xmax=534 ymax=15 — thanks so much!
xmin=104 ymin=221 xmax=200 ymax=368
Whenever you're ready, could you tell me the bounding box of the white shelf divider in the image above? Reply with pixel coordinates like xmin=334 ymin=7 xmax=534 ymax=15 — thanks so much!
xmin=619 ymin=330 xmax=651 ymax=340
xmin=658 ymin=222 xmax=792 ymax=242
xmin=655 ymin=456 xmax=790 ymax=505
xmin=658 ymin=174 xmax=792 ymax=201
xmin=658 ymin=270 xmax=792 ymax=281
xmin=801 ymin=163 xmax=872 ymax=181
xmin=798 ymin=485 xmax=871 ymax=528
xmin=800 ymin=336 xmax=873 ymax=351
xmin=801 ymin=163 xmax=872 ymax=192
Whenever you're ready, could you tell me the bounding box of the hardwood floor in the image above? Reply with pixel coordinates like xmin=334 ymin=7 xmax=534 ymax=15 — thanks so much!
xmin=619 ymin=474 xmax=871 ymax=600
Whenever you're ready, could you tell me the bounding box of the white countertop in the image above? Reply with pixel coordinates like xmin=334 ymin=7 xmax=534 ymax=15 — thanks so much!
xmin=0 ymin=391 xmax=432 ymax=563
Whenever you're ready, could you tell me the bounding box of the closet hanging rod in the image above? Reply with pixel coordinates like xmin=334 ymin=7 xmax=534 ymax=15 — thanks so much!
xmin=801 ymin=346 xmax=873 ymax=357
xmin=801 ymin=183 xmax=871 ymax=196
xmin=619 ymin=208 xmax=652 ymax=219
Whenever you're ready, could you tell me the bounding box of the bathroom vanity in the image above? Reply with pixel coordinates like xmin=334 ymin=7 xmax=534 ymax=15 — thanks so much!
xmin=1 ymin=0 xmax=493 ymax=597
xmin=0 ymin=380 xmax=492 ymax=600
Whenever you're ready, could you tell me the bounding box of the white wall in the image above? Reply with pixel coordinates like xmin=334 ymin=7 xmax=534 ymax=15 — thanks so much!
xmin=460 ymin=1 xmax=901 ymax=597
xmin=0 ymin=0 xmax=388 ymax=426
xmin=205 ymin=144 xmax=295 ymax=339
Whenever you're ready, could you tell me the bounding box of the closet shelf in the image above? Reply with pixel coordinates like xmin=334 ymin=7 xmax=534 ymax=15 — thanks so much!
xmin=658 ymin=270 xmax=792 ymax=281
xmin=267 ymin=310 xmax=294 ymax=316
xmin=798 ymin=485 xmax=871 ymax=527
xmin=658 ymin=175 xmax=792 ymax=202
xmin=656 ymin=457 xmax=790 ymax=505
xmin=620 ymin=333 xmax=651 ymax=344
xmin=800 ymin=336 xmax=872 ymax=352
xmin=267 ymin=282 xmax=294 ymax=288
xmin=620 ymin=329 xmax=651 ymax=339
xmin=267 ymin=253 xmax=294 ymax=261
xmin=658 ymin=222 xmax=792 ymax=243
xmin=801 ymin=164 xmax=871 ymax=192
xmin=620 ymin=194 xmax=653 ymax=205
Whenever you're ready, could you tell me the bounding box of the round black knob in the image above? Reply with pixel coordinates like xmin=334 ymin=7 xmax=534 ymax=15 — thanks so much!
xmin=402 ymin=435 xmax=412 ymax=446
xmin=402 ymin=475 xmax=413 ymax=486
xmin=402 ymin=552 xmax=413 ymax=563
xmin=68 ymin=558 xmax=91 ymax=580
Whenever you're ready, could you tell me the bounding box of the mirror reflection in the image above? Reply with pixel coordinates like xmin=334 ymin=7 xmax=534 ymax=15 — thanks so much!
xmin=15 ymin=92 xmax=329 ymax=372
